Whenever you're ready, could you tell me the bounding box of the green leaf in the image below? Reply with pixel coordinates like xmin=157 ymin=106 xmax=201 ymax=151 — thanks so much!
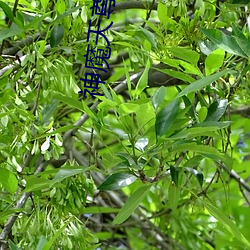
xmin=0 ymin=168 xmax=18 ymax=194
xmin=34 ymin=125 xmax=79 ymax=140
xmin=203 ymin=201 xmax=250 ymax=248
xmin=178 ymin=61 xmax=203 ymax=76
xmin=100 ymin=83 xmax=112 ymax=100
xmin=0 ymin=1 xmax=14 ymax=21
xmin=155 ymin=99 xmax=179 ymax=137
xmin=36 ymin=236 xmax=48 ymax=250
xmin=168 ymin=47 xmax=200 ymax=65
xmin=98 ymin=172 xmax=137 ymax=191
xmin=156 ymin=67 xmax=195 ymax=83
xmin=50 ymin=24 xmax=64 ymax=47
xmin=119 ymin=103 xmax=140 ymax=115
xmin=41 ymin=100 xmax=60 ymax=125
xmin=230 ymin=24 xmax=250 ymax=58
xmin=53 ymin=92 xmax=85 ymax=112
xmin=40 ymin=0 xmax=49 ymax=9
xmin=134 ymin=59 xmax=150 ymax=98
xmin=0 ymin=25 xmax=23 ymax=42
xmin=151 ymin=86 xmax=166 ymax=111
xmin=183 ymin=155 xmax=203 ymax=168
xmin=168 ymin=182 xmax=180 ymax=210
xmin=200 ymin=28 xmax=247 ymax=58
xmin=0 ymin=209 xmax=23 ymax=223
xmin=185 ymin=167 xmax=204 ymax=187
xmin=51 ymin=166 xmax=86 ymax=186
xmin=170 ymin=126 xmax=220 ymax=139
xmin=170 ymin=166 xmax=181 ymax=186
xmin=194 ymin=121 xmax=231 ymax=129
xmin=232 ymin=0 xmax=250 ymax=4
xmin=80 ymin=206 xmax=120 ymax=214
xmin=179 ymin=93 xmax=196 ymax=119
xmin=198 ymin=106 xmax=208 ymax=122
xmin=8 ymin=241 xmax=22 ymax=250
xmin=205 ymin=49 xmax=225 ymax=75
xmin=199 ymin=39 xmax=218 ymax=55
xmin=170 ymin=143 xmax=229 ymax=165
xmin=112 ymin=185 xmax=151 ymax=224
xmin=158 ymin=2 xmax=168 ymax=24
xmin=231 ymin=24 xmax=247 ymax=40
xmin=234 ymin=36 xmax=250 ymax=58
xmin=42 ymin=223 xmax=69 ymax=250
xmin=135 ymin=27 xmax=157 ymax=49
xmin=24 ymin=177 xmax=51 ymax=192
xmin=205 ymin=99 xmax=228 ymax=122
xmin=14 ymin=13 xmax=24 ymax=28
xmin=25 ymin=12 xmax=52 ymax=30
xmin=53 ymin=5 xmax=83 ymax=24
xmin=176 ymin=70 xmax=231 ymax=98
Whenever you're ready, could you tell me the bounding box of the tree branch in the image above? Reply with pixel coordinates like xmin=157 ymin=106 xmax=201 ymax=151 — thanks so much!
xmin=2 ymin=32 xmax=46 ymax=56
xmin=219 ymin=163 xmax=250 ymax=193
xmin=0 ymin=161 xmax=48 ymax=241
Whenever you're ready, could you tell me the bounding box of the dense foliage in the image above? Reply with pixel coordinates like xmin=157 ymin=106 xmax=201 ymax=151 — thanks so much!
xmin=1 ymin=0 xmax=250 ymax=249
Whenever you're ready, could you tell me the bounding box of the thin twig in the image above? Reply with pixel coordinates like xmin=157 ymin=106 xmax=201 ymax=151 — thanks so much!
xmin=141 ymin=0 xmax=156 ymax=28
xmin=219 ymin=163 xmax=250 ymax=193
xmin=0 ymin=0 xmax=19 ymax=55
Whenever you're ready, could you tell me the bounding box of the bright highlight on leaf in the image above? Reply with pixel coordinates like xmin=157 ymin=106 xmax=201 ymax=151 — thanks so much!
xmin=98 ymin=172 xmax=137 ymax=191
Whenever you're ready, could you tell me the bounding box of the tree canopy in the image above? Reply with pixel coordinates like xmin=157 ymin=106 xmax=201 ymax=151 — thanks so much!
xmin=1 ymin=0 xmax=250 ymax=249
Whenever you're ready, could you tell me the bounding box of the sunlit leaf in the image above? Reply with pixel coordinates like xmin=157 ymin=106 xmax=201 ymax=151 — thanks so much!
xmin=168 ymin=47 xmax=200 ymax=65
xmin=198 ymin=106 xmax=208 ymax=122
xmin=0 ymin=168 xmax=18 ymax=194
xmin=40 ymin=0 xmax=49 ymax=9
xmin=98 ymin=172 xmax=137 ymax=191
xmin=205 ymin=49 xmax=225 ymax=75
xmin=157 ymin=2 xmax=168 ymax=24
xmin=119 ymin=103 xmax=140 ymax=115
